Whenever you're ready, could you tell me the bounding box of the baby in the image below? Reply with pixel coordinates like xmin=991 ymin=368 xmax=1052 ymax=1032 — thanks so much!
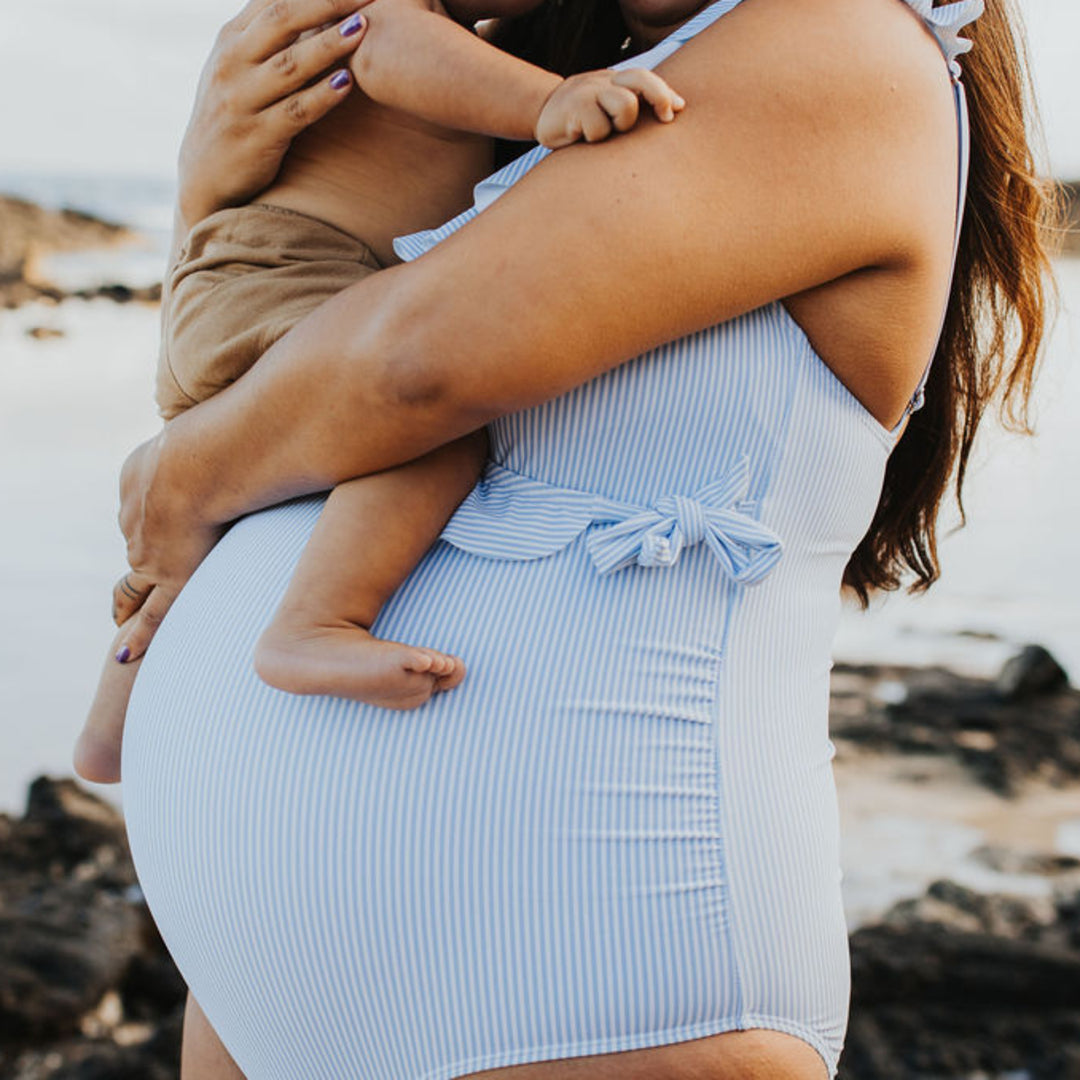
xmin=73 ymin=0 xmax=684 ymax=784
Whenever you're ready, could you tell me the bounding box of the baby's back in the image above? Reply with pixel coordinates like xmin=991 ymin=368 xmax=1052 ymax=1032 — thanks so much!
xmin=254 ymin=90 xmax=495 ymax=266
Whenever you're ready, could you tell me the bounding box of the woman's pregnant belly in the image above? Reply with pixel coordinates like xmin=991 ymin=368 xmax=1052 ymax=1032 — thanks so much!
xmin=120 ymin=493 xmax=848 ymax=1078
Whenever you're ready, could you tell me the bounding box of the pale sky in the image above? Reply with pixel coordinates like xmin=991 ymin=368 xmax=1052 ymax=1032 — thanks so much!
xmin=1 ymin=0 xmax=1078 ymax=179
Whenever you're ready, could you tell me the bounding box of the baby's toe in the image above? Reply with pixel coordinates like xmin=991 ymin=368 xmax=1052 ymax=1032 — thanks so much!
xmin=404 ymin=650 xmax=436 ymax=673
xmin=435 ymin=657 xmax=467 ymax=693
xmin=424 ymin=651 xmax=458 ymax=676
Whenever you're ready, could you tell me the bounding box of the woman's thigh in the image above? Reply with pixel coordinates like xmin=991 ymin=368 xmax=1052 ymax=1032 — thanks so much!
xmin=462 ymin=1030 xmax=829 ymax=1080
xmin=186 ymin=1006 xmax=827 ymax=1080
xmin=183 ymin=993 xmax=245 ymax=1080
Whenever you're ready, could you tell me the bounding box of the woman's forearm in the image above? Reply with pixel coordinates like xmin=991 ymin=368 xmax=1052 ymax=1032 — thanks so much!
xmin=155 ymin=163 xmax=685 ymax=530
xmin=156 ymin=261 xmax=488 ymax=527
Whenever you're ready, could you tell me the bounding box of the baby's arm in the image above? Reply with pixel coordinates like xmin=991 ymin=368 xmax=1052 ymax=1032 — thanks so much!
xmin=253 ymin=429 xmax=488 ymax=706
xmin=348 ymin=0 xmax=684 ymax=147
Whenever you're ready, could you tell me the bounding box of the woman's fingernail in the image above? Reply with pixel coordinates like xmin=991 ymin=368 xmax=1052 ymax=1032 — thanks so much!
xmin=340 ymin=13 xmax=364 ymax=36
xmin=115 ymin=645 xmax=131 ymax=664
xmin=330 ymin=69 xmax=351 ymax=90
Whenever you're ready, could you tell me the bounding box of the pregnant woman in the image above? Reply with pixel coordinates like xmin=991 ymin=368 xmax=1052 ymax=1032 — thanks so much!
xmin=117 ymin=0 xmax=1056 ymax=1076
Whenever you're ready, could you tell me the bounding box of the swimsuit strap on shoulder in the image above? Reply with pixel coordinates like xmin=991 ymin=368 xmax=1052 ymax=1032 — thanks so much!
xmin=895 ymin=0 xmax=984 ymax=426
xmin=903 ymin=0 xmax=985 ymax=81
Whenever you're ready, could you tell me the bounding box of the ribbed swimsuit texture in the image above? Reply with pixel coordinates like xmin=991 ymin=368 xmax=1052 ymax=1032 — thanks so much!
xmin=120 ymin=2 xmax=980 ymax=1077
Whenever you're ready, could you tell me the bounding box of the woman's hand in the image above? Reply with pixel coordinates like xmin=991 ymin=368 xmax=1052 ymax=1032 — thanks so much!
xmin=111 ymin=434 xmax=225 ymax=662
xmin=177 ymin=0 xmax=373 ymax=228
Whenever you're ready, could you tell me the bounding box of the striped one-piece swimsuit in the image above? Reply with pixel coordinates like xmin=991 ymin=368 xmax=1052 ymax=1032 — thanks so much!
xmin=120 ymin=1 xmax=981 ymax=1076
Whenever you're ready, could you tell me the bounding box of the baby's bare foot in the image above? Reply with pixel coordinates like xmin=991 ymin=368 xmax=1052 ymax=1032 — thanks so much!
xmin=254 ymin=619 xmax=466 ymax=708
xmin=74 ymin=621 xmax=142 ymax=784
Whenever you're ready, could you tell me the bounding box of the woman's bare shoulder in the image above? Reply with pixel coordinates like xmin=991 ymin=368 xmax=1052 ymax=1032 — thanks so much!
xmin=653 ymin=0 xmax=959 ymax=243
xmin=661 ymin=0 xmax=957 ymax=103
xmin=647 ymin=0 xmax=963 ymax=425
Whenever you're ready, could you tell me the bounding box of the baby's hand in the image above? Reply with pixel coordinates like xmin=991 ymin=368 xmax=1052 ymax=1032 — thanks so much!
xmin=535 ymin=68 xmax=686 ymax=150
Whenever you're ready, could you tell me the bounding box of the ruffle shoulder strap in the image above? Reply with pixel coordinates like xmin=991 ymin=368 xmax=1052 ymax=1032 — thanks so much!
xmin=902 ymin=0 xmax=985 ymax=80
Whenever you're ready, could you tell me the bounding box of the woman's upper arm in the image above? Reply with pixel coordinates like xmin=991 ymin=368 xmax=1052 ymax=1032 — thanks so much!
xmin=374 ymin=0 xmax=949 ymax=418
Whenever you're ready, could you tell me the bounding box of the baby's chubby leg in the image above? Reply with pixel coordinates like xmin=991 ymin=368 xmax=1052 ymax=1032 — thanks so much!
xmin=254 ymin=431 xmax=488 ymax=707
xmin=74 ymin=616 xmax=142 ymax=784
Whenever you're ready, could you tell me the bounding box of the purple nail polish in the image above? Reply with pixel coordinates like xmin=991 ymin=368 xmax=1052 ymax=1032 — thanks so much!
xmin=340 ymin=13 xmax=364 ymax=36
xmin=115 ymin=645 xmax=131 ymax=664
xmin=330 ymin=69 xmax=350 ymax=91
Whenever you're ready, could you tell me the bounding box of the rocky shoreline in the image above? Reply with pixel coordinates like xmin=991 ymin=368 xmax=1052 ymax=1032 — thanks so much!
xmin=831 ymin=644 xmax=1077 ymax=796
xmin=0 ymin=780 xmax=184 ymax=1080
xmin=845 ymin=873 xmax=1080 ymax=1079
xmin=0 ymin=194 xmax=161 ymax=310
xmin=1 ymin=649 xmax=1078 ymax=1078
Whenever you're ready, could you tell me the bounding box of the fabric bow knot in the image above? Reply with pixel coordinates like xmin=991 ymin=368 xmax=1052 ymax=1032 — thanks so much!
xmin=584 ymin=458 xmax=783 ymax=584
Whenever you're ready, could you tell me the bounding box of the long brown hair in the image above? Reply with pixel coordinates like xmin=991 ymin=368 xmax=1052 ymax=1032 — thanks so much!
xmin=490 ymin=0 xmax=628 ymax=78
xmin=843 ymin=0 xmax=1064 ymax=604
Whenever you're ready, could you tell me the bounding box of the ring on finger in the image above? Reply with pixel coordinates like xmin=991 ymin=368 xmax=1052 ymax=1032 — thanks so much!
xmin=119 ymin=574 xmax=149 ymax=601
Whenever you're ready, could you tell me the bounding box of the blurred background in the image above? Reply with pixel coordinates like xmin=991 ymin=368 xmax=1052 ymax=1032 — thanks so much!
xmin=1 ymin=0 xmax=1078 ymax=912
xmin=0 ymin=2 xmax=1078 ymax=1076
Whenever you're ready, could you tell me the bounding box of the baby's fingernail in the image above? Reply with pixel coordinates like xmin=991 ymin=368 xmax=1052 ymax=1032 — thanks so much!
xmin=674 ymin=95 xmax=686 ymax=107
xmin=340 ymin=13 xmax=364 ymax=36
xmin=330 ymin=69 xmax=351 ymax=90
xmin=115 ymin=645 xmax=131 ymax=664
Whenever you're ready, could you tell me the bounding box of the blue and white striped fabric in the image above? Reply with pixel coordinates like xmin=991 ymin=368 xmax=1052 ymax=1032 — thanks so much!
xmin=120 ymin=1 xmax=979 ymax=1078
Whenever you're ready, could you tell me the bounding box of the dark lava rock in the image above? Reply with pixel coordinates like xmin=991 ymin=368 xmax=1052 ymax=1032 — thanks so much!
xmin=1 ymin=776 xmax=133 ymax=879
xmin=840 ymin=878 xmax=1080 ymax=1080
xmin=830 ymin=645 xmax=1080 ymax=794
xmin=117 ymin=927 xmax=188 ymax=1024
xmin=882 ymin=878 xmax=1058 ymax=942
xmin=0 ymin=883 xmax=142 ymax=1041
xmin=1 ymin=1008 xmax=182 ymax=1080
xmin=71 ymin=283 xmax=162 ymax=305
xmin=997 ymin=644 xmax=1070 ymax=701
xmin=0 ymin=778 xmax=186 ymax=1079
xmin=45 ymin=1008 xmax=181 ymax=1080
